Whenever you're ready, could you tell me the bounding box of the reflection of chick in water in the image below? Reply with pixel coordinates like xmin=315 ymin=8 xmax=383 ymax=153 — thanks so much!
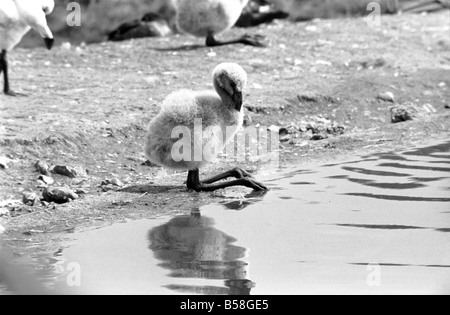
xmin=149 ymin=212 xmax=255 ymax=295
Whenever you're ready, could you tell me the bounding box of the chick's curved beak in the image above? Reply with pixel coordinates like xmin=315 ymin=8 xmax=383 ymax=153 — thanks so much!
xmin=44 ymin=38 xmax=54 ymax=50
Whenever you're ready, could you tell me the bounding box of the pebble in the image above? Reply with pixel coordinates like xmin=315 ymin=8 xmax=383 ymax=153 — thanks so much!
xmin=34 ymin=160 xmax=50 ymax=175
xmin=0 ymin=200 xmax=21 ymax=212
xmin=36 ymin=180 xmax=48 ymax=189
xmin=377 ymin=91 xmax=395 ymax=103
xmin=74 ymin=188 xmax=89 ymax=195
xmin=22 ymin=190 xmax=39 ymax=206
xmin=390 ymin=103 xmax=418 ymax=123
xmin=142 ymin=160 xmax=159 ymax=167
xmin=297 ymin=141 xmax=310 ymax=147
xmin=50 ymin=165 xmax=87 ymax=178
xmin=316 ymin=60 xmax=332 ymax=66
xmin=279 ymin=126 xmax=296 ymax=142
xmin=311 ymin=134 xmax=328 ymax=141
xmin=0 ymin=224 xmax=4 ymax=234
xmin=145 ymin=76 xmax=161 ymax=84
xmin=422 ymin=103 xmax=437 ymax=113
xmin=0 ymin=208 xmax=9 ymax=217
xmin=41 ymin=201 xmax=50 ymax=208
xmin=243 ymin=114 xmax=252 ymax=127
xmin=50 ymin=165 xmax=77 ymax=178
xmin=0 ymin=156 xmax=11 ymax=169
xmin=75 ymin=47 xmax=84 ymax=55
xmin=305 ymin=25 xmax=318 ymax=32
xmin=101 ymin=178 xmax=123 ymax=187
xmin=38 ymin=175 xmax=54 ymax=185
xmin=42 ymin=187 xmax=79 ymax=204
xmin=61 ymin=42 xmax=72 ymax=50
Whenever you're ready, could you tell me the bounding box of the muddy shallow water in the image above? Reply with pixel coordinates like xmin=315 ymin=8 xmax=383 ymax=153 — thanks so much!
xmin=3 ymin=142 xmax=450 ymax=295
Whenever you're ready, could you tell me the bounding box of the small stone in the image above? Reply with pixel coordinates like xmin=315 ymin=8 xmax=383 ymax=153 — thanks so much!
xmin=305 ymin=25 xmax=318 ymax=32
xmin=316 ymin=116 xmax=331 ymax=124
xmin=373 ymin=58 xmax=387 ymax=68
xmin=101 ymin=184 xmax=115 ymax=192
xmin=42 ymin=187 xmax=79 ymax=204
xmin=310 ymin=134 xmax=328 ymax=141
xmin=36 ymin=180 xmax=48 ymax=189
xmin=279 ymin=134 xmax=291 ymax=142
xmin=306 ymin=122 xmax=318 ymax=133
xmin=422 ymin=103 xmax=437 ymax=113
xmin=74 ymin=188 xmax=89 ymax=195
xmin=41 ymin=201 xmax=50 ymax=207
xmin=0 ymin=156 xmax=11 ymax=169
xmin=244 ymin=104 xmax=270 ymax=114
xmin=243 ymin=114 xmax=252 ymax=127
xmin=0 ymin=208 xmax=10 ymax=217
xmin=390 ymin=103 xmax=418 ymax=123
xmin=297 ymin=141 xmax=310 ymax=147
xmin=22 ymin=190 xmax=39 ymax=206
xmin=445 ymin=105 xmax=450 ymax=109
xmin=72 ymin=178 xmax=88 ymax=186
xmin=377 ymin=91 xmax=395 ymax=103
xmin=279 ymin=128 xmax=292 ymax=142
xmin=142 ymin=160 xmax=158 ymax=167
xmin=61 ymin=42 xmax=72 ymax=50
xmin=101 ymin=178 xmax=123 ymax=187
xmin=38 ymin=175 xmax=54 ymax=185
xmin=126 ymin=156 xmax=144 ymax=163
xmin=34 ymin=160 xmax=50 ymax=175
xmin=75 ymin=47 xmax=84 ymax=55
xmin=316 ymin=60 xmax=332 ymax=66
xmin=50 ymin=165 xmax=75 ymax=178
xmin=109 ymin=178 xmax=123 ymax=186
xmin=300 ymin=126 xmax=309 ymax=133
xmin=50 ymin=165 xmax=86 ymax=178
xmin=145 ymin=76 xmax=161 ymax=84
xmin=0 ymin=224 xmax=5 ymax=234
xmin=0 ymin=200 xmax=21 ymax=212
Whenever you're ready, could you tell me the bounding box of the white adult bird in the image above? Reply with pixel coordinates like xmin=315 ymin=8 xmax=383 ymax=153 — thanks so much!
xmin=0 ymin=0 xmax=55 ymax=96
xmin=145 ymin=62 xmax=268 ymax=192
xmin=175 ymin=0 xmax=265 ymax=47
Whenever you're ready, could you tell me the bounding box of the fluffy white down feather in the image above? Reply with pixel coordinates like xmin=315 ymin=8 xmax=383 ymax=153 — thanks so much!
xmin=145 ymin=63 xmax=247 ymax=171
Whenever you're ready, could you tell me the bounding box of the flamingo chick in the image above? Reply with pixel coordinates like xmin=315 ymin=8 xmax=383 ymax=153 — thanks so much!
xmin=0 ymin=0 xmax=54 ymax=96
xmin=176 ymin=0 xmax=265 ymax=47
xmin=145 ymin=62 xmax=268 ymax=192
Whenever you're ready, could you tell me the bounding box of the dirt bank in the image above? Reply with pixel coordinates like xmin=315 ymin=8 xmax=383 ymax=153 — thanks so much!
xmin=1 ymin=12 xmax=449 ymax=251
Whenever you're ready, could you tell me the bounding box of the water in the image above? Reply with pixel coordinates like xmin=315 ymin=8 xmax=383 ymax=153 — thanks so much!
xmin=4 ymin=142 xmax=450 ymax=294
